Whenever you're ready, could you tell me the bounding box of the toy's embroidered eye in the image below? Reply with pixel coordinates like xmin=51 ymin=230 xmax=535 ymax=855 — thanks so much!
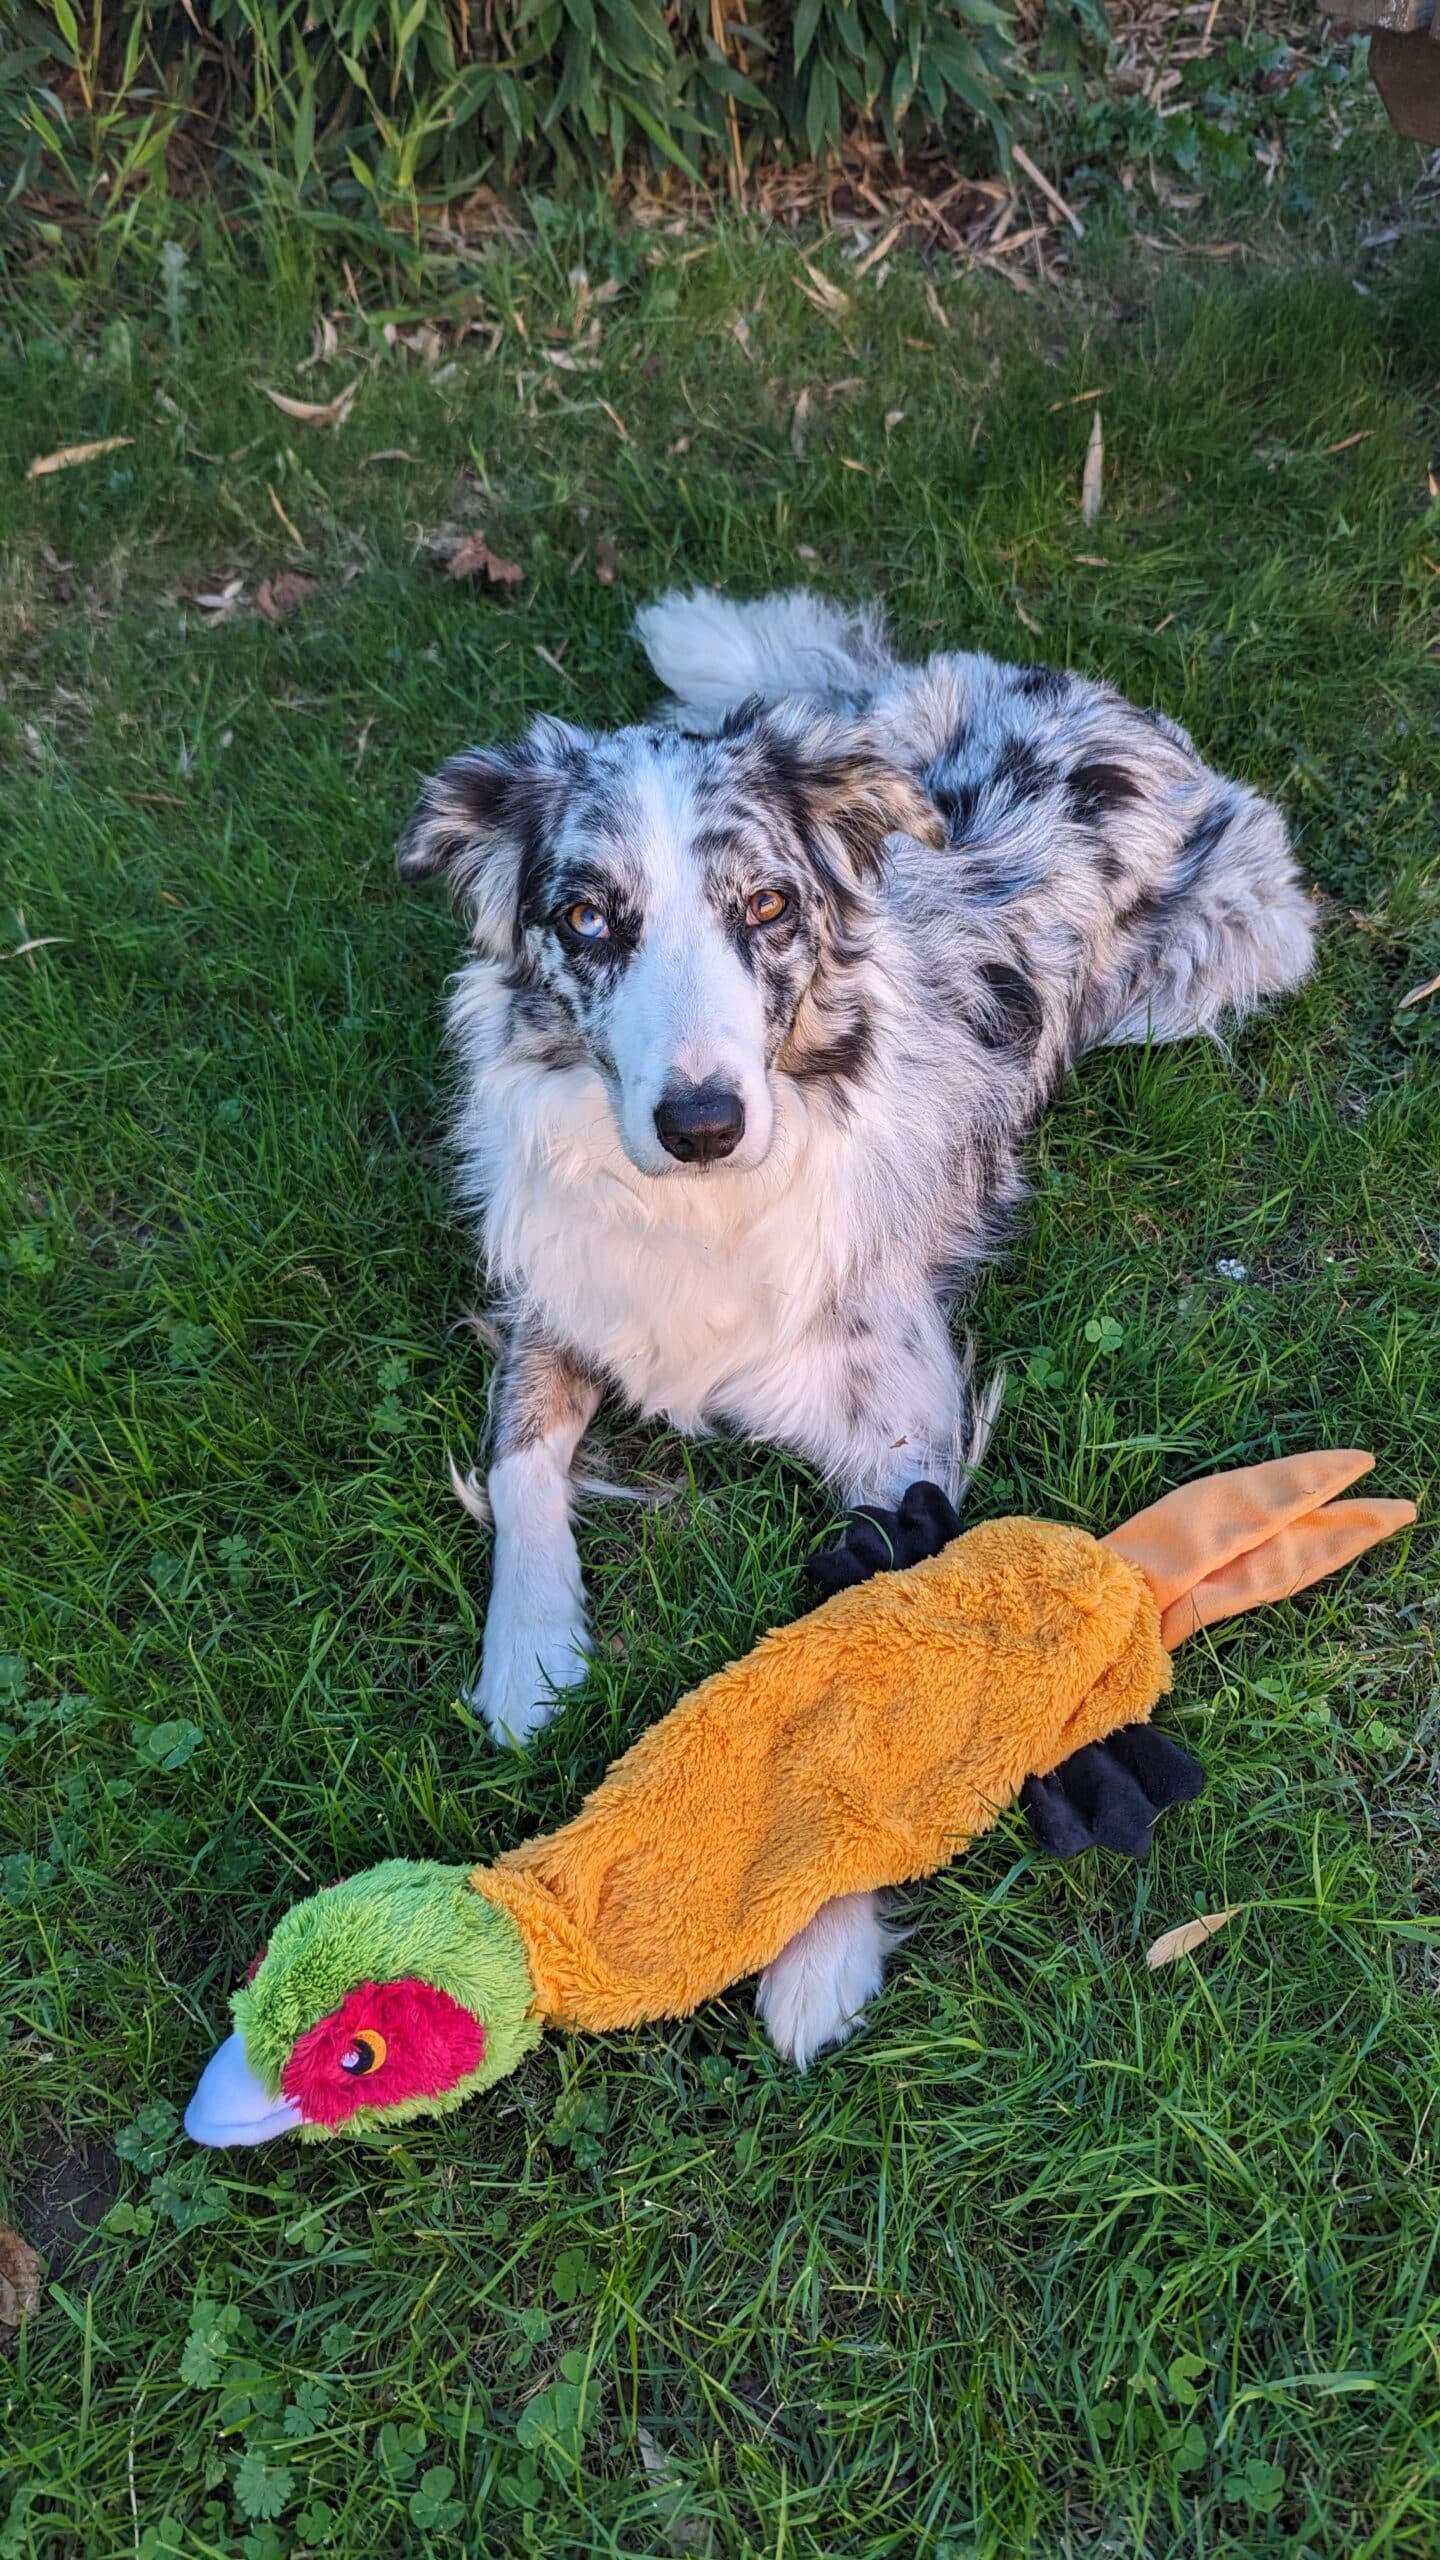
xmin=339 ymin=2029 xmax=386 ymax=2076
xmin=745 ymin=889 xmax=787 ymax=927
xmin=564 ymin=903 xmax=609 ymax=941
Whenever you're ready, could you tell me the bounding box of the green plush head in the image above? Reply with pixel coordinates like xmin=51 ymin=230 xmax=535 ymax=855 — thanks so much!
xmin=184 ymin=1860 xmax=541 ymax=2146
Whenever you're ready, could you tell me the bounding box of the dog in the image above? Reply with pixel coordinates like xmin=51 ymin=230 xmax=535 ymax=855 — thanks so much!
xmin=397 ymin=587 xmax=1314 ymax=2066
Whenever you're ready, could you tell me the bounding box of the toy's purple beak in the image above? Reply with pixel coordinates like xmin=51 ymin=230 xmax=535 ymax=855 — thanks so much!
xmin=184 ymin=2031 xmax=303 ymax=2147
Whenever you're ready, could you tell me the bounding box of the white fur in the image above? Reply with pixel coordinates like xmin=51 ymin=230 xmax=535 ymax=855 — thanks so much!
xmin=470 ymin=1417 xmax=597 ymax=1750
xmin=636 ymin=587 xmax=892 ymax=717
xmin=755 ymin=1894 xmax=906 ymax=2070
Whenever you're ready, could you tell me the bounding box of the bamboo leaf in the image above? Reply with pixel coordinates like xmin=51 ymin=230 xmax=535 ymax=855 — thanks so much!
xmin=1146 ymin=1909 xmax=1243 ymax=1970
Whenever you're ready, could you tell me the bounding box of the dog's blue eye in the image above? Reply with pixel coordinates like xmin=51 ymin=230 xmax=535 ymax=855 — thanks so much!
xmin=565 ymin=903 xmax=609 ymax=941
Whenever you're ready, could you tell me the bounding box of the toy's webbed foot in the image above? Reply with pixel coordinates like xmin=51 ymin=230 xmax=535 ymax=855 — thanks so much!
xmin=1019 ymin=1725 xmax=1204 ymax=1860
xmin=804 ymin=1483 xmax=1205 ymax=1864
xmin=803 ymin=1481 xmax=961 ymax=1595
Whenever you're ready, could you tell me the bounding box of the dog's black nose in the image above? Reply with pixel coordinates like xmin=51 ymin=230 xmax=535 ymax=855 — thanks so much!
xmin=654 ymin=1082 xmax=745 ymax=1164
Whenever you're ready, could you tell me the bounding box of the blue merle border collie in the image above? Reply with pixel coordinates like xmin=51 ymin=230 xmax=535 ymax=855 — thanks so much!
xmin=398 ymin=587 xmax=1314 ymax=2067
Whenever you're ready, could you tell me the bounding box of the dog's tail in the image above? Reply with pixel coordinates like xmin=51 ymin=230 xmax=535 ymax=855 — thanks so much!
xmin=635 ymin=586 xmax=895 ymax=727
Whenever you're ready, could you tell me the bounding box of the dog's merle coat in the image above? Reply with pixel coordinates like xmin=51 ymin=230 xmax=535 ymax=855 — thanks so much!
xmin=399 ymin=587 xmax=1314 ymax=2066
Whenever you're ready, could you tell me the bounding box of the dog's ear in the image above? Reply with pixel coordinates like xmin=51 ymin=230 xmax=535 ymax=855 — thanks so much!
xmin=750 ymin=705 xmax=945 ymax=883
xmin=397 ymin=716 xmax=589 ymax=957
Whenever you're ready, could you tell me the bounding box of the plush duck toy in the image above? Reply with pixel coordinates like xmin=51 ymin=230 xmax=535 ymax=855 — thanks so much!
xmin=185 ymin=1452 xmax=1412 ymax=2146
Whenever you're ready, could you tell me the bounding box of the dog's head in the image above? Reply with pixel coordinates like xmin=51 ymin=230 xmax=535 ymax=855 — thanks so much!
xmin=398 ymin=705 xmax=941 ymax=1177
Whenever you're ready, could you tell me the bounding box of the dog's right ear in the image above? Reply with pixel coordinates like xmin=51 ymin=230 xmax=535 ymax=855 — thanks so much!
xmin=396 ymin=717 xmax=588 ymax=958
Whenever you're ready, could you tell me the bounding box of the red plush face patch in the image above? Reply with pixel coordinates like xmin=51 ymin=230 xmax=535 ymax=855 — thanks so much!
xmin=281 ymin=1977 xmax=486 ymax=2126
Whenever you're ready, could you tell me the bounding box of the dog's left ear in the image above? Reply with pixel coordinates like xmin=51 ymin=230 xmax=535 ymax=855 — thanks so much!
xmin=396 ymin=716 xmax=590 ymax=957
xmin=751 ymin=705 xmax=945 ymax=882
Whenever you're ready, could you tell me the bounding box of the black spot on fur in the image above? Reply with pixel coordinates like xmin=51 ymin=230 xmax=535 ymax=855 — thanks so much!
xmin=929 ymin=779 xmax=981 ymax=844
xmin=1114 ymin=795 xmax=1237 ymax=938
xmin=785 ymin=1012 xmax=875 ymax=1088
xmin=964 ymin=852 xmax=1040 ymax=906
xmin=971 ymin=959 xmax=1045 ymax=1059
xmin=994 ymin=737 xmax=1056 ymax=804
xmin=1173 ymin=796 xmax=1238 ymax=888
xmin=1013 ymin=663 xmax=1068 ymax=702
xmin=718 ymin=696 xmax=766 ymax=740
xmin=1067 ymin=760 xmax=1143 ymax=828
xmin=1113 ymin=884 xmax=1170 ymax=938
xmin=843 ymin=1371 xmax=873 ymax=1431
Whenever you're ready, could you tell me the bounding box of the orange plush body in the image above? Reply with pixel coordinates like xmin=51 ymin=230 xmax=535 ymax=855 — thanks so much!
xmin=475 ymin=1453 xmax=1412 ymax=2035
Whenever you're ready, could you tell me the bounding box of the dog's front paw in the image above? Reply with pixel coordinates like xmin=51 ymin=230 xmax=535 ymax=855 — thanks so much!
xmin=755 ymin=1891 xmax=898 ymax=2069
xmin=469 ymin=1597 xmax=590 ymax=1750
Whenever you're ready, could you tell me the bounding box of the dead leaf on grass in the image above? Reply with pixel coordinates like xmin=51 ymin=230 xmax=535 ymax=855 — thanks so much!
xmin=446 ymin=533 xmax=523 ymax=588
xmin=638 ymin=2428 xmax=713 ymax=2558
xmin=1081 ymin=409 xmax=1104 ymax=528
xmin=383 ymin=322 xmax=444 ymax=363
xmin=798 ymin=260 xmax=849 ymax=314
xmin=791 ymin=387 xmax=814 ymax=454
xmin=1012 ymin=141 xmax=1085 ymax=237
xmin=0 ymin=2219 xmax=42 ymax=2328
xmin=266 ymin=484 xmax=306 ymax=550
xmin=254 ymin=572 xmax=318 ymax=623
xmin=1399 ymin=970 xmax=1440 ymax=1010
xmin=854 ymin=221 xmax=905 ymax=279
xmin=261 ymin=379 xmax=359 ymax=429
xmin=304 ymin=314 xmax=340 ymax=369
xmin=27 ymin=436 xmax=132 ymax=481
xmin=362 ymin=448 xmax=416 ymax=467
xmin=1146 ymin=1908 xmax=1242 ymax=1970
xmin=593 ymin=536 xmax=621 ymax=586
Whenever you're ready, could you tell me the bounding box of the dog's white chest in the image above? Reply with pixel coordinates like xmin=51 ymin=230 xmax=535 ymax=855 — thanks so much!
xmin=468 ymin=1058 xmax=849 ymax=1431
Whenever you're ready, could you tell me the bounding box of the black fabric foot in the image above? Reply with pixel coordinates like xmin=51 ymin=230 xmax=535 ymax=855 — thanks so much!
xmin=1020 ymin=1724 xmax=1205 ymax=1860
xmin=802 ymin=1479 xmax=962 ymax=1596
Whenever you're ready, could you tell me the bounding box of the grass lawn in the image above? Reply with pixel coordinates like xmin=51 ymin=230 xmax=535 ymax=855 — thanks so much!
xmin=2 ymin=171 xmax=1439 ymax=2557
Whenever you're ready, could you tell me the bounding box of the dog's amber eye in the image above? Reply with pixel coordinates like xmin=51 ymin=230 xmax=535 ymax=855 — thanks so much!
xmin=745 ymin=890 xmax=787 ymax=927
xmin=339 ymin=2029 xmax=386 ymax=2077
xmin=564 ymin=903 xmax=609 ymax=941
